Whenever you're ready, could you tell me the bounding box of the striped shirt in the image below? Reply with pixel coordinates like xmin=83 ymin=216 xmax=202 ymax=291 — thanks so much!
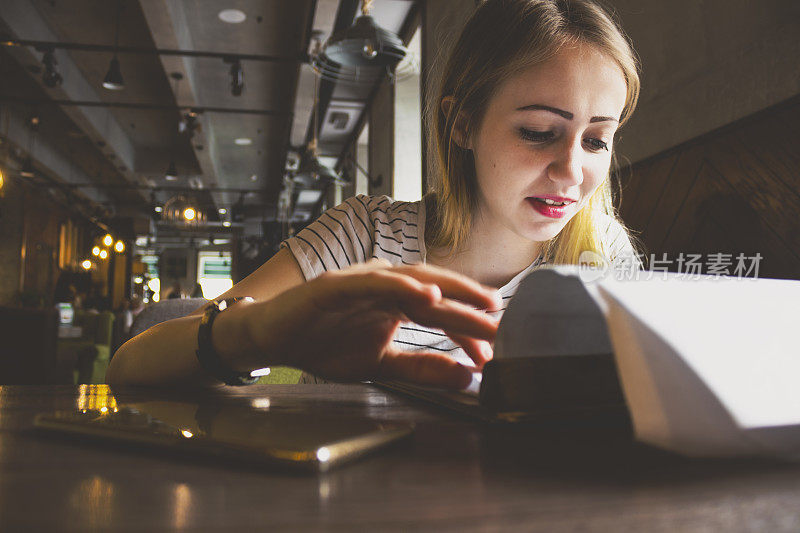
xmin=282 ymin=194 xmax=639 ymax=377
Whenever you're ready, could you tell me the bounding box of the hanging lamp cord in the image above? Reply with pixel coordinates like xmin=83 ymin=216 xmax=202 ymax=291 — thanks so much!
xmin=362 ymin=0 xmax=373 ymax=16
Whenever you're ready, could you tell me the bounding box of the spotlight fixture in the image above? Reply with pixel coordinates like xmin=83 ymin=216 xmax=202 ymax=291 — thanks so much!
xmin=102 ymin=56 xmax=124 ymax=90
xmin=103 ymin=0 xmax=125 ymax=90
xmin=165 ymin=160 xmax=178 ymax=181
xmin=41 ymin=47 xmax=63 ymax=88
xmin=178 ymin=111 xmax=201 ymax=137
xmin=20 ymin=157 xmax=35 ymax=178
xmin=226 ymin=58 xmax=244 ymax=96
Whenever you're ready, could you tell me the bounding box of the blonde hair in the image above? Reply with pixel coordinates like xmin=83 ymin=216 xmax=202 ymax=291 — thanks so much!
xmin=424 ymin=0 xmax=641 ymax=265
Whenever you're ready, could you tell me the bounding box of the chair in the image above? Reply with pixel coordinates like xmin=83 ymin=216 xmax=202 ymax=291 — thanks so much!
xmin=60 ymin=310 xmax=116 ymax=384
xmin=126 ymin=298 xmax=301 ymax=384
xmin=0 ymin=306 xmax=59 ymax=384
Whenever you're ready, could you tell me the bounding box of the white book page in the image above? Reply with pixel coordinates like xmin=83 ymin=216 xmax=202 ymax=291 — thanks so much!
xmin=596 ymin=273 xmax=800 ymax=430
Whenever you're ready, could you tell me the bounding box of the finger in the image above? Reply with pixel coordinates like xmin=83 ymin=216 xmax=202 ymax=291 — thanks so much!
xmin=311 ymin=269 xmax=442 ymax=311
xmin=402 ymin=298 xmax=499 ymax=342
xmin=379 ymin=350 xmax=473 ymax=390
xmin=444 ymin=331 xmax=493 ymax=368
xmin=389 ymin=264 xmax=502 ymax=311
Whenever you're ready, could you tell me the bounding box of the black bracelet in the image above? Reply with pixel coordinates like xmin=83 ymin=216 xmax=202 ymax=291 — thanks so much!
xmin=196 ymin=297 xmax=259 ymax=386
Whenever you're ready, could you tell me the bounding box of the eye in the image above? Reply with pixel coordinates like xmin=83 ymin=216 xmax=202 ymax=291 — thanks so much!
xmin=518 ymin=127 xmax=554 ymax=143
xmin=584 ymin=138 xmax=609 ymax=152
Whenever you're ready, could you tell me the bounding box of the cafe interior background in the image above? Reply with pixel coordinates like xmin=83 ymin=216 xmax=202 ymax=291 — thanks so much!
xmin=0 ymin=0 xmax=797 ymax=385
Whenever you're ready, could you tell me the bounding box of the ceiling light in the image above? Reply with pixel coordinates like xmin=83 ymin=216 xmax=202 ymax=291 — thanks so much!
xmin=114 ymin=240 xmax=125 ymax=253
xmin=163 ymin=194 xmax=205 ymax=225
xmin=234 ymin=138 xmax=252 ymax=146
xmin=103 ymin=234 xmax=114 ymax=247
xmin=41 ymin=48 xmax=63 ymax=88
xmin=99 ymin=249 xmax=109 ymax=260
xmin=218 ymin=9 xmax=246 ymax=24
xmin=81 ymin=260 xmax=93 ymax=270
xmin=92 ymin=246 xmax=101 ymax=256
xmin=154 ymin=206 xmax=163 ymax=213
xmin=222 ymin=221 xmax=231 ymax=227
xmin=20 ymin=157 xmax=35 ymax=178
xmin=165 ymin=160 xmax=178 ymax=181
xmin=102 ymin=56 xmax=124 ymax=90
xmin=218 ymin=208 xmax=227 ymax=215
xmin=0 ymin=168 xmax=4 ymax=191
xmin=296 ymin=189 xmax=324 ymax=205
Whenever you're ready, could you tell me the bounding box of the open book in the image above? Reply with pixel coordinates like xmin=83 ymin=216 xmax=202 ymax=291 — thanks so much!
xmin=377 ymin=265 xmax=800 ymax=459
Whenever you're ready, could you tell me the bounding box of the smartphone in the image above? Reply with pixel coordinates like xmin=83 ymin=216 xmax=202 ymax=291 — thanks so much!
xmin=34 ymin=399 xmax=413 ymax=473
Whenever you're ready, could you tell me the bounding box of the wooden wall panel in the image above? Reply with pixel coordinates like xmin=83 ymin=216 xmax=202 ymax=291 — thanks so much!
xmin=616 ymin=95 xmax=800 ymax=281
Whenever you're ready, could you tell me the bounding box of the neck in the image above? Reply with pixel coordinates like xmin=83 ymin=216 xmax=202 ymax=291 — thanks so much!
xmin=427 ymin=205 xmax=542 ymax=288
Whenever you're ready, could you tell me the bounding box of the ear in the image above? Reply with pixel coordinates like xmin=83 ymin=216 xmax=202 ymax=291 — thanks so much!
xmin=440 ymin=96 xmax=472 ymax=150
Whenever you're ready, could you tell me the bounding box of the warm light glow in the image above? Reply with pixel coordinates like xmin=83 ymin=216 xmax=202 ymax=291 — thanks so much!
xmin=102 ymin=234 xmax=113 ymax=247
xmin=114 ymin=240 xmax=125 ymax=253
xmin=133 ymin=276 xmax=143 ymax=284
xmin=91 ymin=246 xmax=100 ymax=256
xmin=100 ymin=406 xmax=108 ymax=413
xmin=154 ymin=206 xmax=163 ymax=213
xmin=218 ymin=208 xmax=227 ymax=215
xmin=316 ymin=447 xmax=331 ymax=462
xmin=222 ymin=221 xmax=231 ymax=227
xmin=0 ymin=168 xmax=4 ymax=190
xmin=98 ymin=249 xmax=108 ymax=259
xmin=181 ymin=429 xmax=193 ymax=438
xmin=148 ymin=277 xmax=160 ymax=293
xmin=250 ymin=397 xmax=271 ymax=409
xmin=182 ymin=207 xmax=196 ymax=221
xmin=81 ymin=260 xmax=92 ymax=270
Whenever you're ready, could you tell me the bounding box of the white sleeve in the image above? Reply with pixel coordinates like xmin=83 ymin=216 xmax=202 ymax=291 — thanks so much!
xmin=281 ymin=195 xmax=375 ymax=280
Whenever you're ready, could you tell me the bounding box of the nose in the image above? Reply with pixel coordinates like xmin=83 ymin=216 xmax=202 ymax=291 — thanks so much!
xmin=546 ymin=138 xmax=584 ymax=187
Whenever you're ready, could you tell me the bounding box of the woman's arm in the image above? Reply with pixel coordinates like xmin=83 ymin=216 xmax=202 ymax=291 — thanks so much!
xmin=106 ymin=247 xmax=306 ymax=387
xmin=107 ymin=248 xmax=501 ymax=389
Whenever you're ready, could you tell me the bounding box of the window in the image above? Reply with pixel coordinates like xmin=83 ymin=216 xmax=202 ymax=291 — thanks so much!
xmin=197 ymin=251 xmax=233 ymax=300
xmin=393 ymin=27 xmax=422 ymax=201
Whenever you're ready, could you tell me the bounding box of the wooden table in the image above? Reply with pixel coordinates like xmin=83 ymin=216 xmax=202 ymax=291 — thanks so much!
xmin=1 ymin=385 xmax=798 ymax=532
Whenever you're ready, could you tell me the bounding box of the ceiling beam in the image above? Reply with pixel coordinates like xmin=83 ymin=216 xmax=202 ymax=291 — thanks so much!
xmin=0 ymin=96 xmax=291 ymax=116
xmin=0 ymin=38 xmax=308 ymax=63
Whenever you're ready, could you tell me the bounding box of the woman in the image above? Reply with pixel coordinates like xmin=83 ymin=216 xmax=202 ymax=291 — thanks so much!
xmin=108 ymin=0 xmax=641 ymax=390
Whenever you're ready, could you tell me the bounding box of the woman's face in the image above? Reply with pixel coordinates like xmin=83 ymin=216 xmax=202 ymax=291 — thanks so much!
xmin=468 ymin=43 xmax=628 ymax=244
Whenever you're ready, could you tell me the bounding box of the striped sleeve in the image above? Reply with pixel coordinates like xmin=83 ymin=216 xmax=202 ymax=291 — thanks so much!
xmin=600 ymin=214 xmax=643 ymax=271
xmin=281 ymin=195 xmax=375 ymax=280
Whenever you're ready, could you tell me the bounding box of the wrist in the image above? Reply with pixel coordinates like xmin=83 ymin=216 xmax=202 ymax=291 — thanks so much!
xmin=212 ymin=298 xmax=285 ymax=371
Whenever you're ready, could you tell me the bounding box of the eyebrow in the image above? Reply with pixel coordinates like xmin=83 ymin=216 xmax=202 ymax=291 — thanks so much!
xmin=516 ymin=104 xmax=619 ymax=123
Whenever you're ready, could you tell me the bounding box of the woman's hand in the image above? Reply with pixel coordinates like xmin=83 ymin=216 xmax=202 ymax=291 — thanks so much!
xmin=235 ymin=259 xmax=501 ymax=390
